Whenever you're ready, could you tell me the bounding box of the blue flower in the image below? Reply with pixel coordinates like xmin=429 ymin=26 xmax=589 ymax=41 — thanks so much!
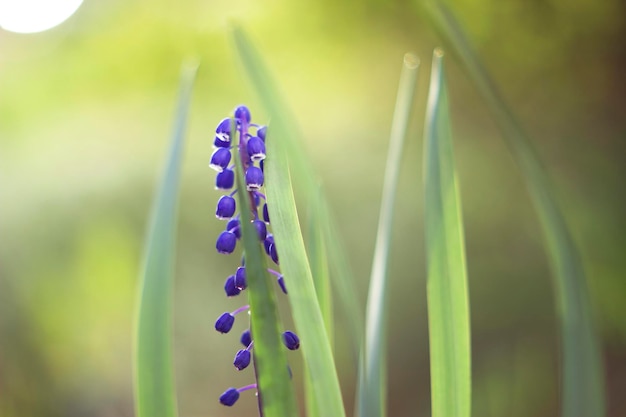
xmin=282 ymin=331 xmax=300 ymax=350
xmin=216 ymin=231 xmax=237 ymax=254
xmin=215 ymin=118 xmax=231 ymax=144
xmin=240 ymin=329 xmax=252 ymax=347
xmin=253 ymin=219 xmax=267 ymax=241
xmin=247 ymin=136 xmax=266 ymax=161
xmin=215 ymin=195 xmax=236 ymax=219
xmin=233 ymin=349 xmax=252 ymax=370
xmin=245 ymin=166 xmax=264 ymax=191
xmin=234 ymin=105 xmax=251 ymax=124
xmin=215 ymin=168 xmax=235 ymax=189
xmin=219 ymin=387 xmax=239 ymax=406
xmin=235 ymin=266 xmax=247 ymax=290
xmin=219 ymin=384 xmax=257 ymax=407
xmin=215 ymin=313 xmax=235 ymax=334
xmin=224 ymin=275 xmax=241 ymax=297
xmin=209 ymin=148 xmax=232 ymax=172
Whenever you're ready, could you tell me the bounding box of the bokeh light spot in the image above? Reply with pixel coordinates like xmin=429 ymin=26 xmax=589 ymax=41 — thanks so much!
xmin=0 ymin=0 xmax=83 ymax=34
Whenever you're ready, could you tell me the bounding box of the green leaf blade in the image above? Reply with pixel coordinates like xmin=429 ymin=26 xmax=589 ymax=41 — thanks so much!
xmin=133 ymin=63 xmax=197 ymax=417
xmin=231 ymin=26 xmax=364 ymax=362
xmin=265 ymin=142 xmax=346 ymax=417
xmin=233 ymin=134 xmax=298 ymax=417
xmin=419 ymin=3 xmax=606 ymax=416
xmin=423 ymin=50 xmax=471 ymax=417
xmin=305 ymin=193 xmax=334 ymax=417
xmin=358 ymin=53 xmax=420 ymax=417
xmin=231 ymin=26 xmax=349 ymax=417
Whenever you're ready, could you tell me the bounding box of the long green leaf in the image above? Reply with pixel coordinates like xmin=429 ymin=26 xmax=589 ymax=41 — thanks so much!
xmin=231 ymin=26 xmax=364 ymax=361
xmin=423 ymin=49 xmax=471 ymax=417
xmin=133 ymin=63 xmax=197 ymax=417
xmin=233 ymin=123 xmax=298 ymax=417
xmin=230 ymin=27 xmax=346 ymax=416
xmin=358 ymin=53 xmax=420 ymax=417
xmin=305 ymin=190 xmax=333 ymax=417
xmin=264 ymin=136 xmax=346 ymax=417
xmin=419 ymin=3 xmax=605 ymax=416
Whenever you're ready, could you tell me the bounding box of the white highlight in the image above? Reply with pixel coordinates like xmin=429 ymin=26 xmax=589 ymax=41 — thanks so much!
xmin=0 ymin=0 xmax=83 ymax=34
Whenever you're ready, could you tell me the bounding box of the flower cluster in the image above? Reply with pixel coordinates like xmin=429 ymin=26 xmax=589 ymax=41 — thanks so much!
xmin=210 ymin=105 xmax=300 ymax=407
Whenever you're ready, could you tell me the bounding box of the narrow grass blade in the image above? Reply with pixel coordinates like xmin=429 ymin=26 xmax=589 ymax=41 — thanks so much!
xmin=231 ymin=26 xmax=364 ymax=359
xmin=419 ymin=2 xmax=606 ymax=416
xmin=133 ymin=63 xmax=197 ymax=417
xmin=231 ymin=25 xmax=353 ymax=417
xmin=305 ymin=191 xmax=334 ymax=417
xmin=423 ymin=50 xmax=471 ymax=417
xmin=358 ymin=53 xmax=420 ymax=417
xmin=307 ymin=191 xmax=333 ymax=346
xmin=233 ymin=130 xmax=298 ymax=417
xmin=264 ymin=134 xmax=346 ymax=417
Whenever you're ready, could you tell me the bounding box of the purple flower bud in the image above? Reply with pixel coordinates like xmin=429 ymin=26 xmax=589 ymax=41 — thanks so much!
xmin=219 ymin=387 xmax=240 ymax=406
xmin=269 ymin=243 xmax=279 ymax=264
xmin=277 ymin=275 xmax=287 ymax=294
xmin=210 ymin=148 xmax=231 ymax=172
xmin=247 ymin=136 xmax=266 ymax=161
xmin=262 ymin=203 xmax=270 ymax=223
xmin=234 ymin=105 xmax=251 ymax=124
xmin=240 ymin=329 xmax=252 ymax=347
xmin=216 ymin=195 xmax=236 ymax=219
xmin=214 ymin=136 xmax=230 ymax=148
xmin=283 ymin=331 xmax=300 ymax=350
xmin=257 ymin=126 xmax=267 ymax=141
xmin=224 ymin=275 xmax=240 ymax=297
xmin=215 ymin=312 xmax=235 ymax=333
xmin=235 ymin=266 xmax=247 ymax=290
xmin=227 ymin=218 xmax=241 ymax=239
xmin=253 ymin=220 xmax=267 ymax=241
xmin=216 ymin=231 xmax=237 ymax=254
xmin=215 ymin=118 xmax=231 ymax=143
xmin=264 ymin=234 xmax=274 ymax=255
xmin=245 ymin=166 xmax=264 ymax=191
xmin=233 ymin=349 xmax=251 ymax=370
xmin=216 ymin=169 xmax=235 ymax=189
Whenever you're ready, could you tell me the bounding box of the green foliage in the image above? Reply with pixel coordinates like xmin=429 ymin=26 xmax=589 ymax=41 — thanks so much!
xmin=422 ymin=50 xmax=472 ymax=417
xmin=358 ymin=54 xmax=420 ymax=417
xmin=419 ymin=2 xmax=606 ymax=416
xmin=233 ymin=132 xmax=298 ymax=417
xmin=305 ymin=192 xmax=334 ymax=417
xmin=230 ymin=26 xmax=365 ymax=362
xmin=232 ymin=25 xmax=352 ymax=417
xmin=133 ymin=63 xmax=197 ymax=417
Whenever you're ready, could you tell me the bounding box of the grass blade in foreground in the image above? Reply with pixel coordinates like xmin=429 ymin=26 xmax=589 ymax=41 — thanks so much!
xmin=419 ymin=3 xmax=605 ymax=416
xmin=133 ymin=63 xmax=197 ymax=417
xmin=305 ymin=191 xmax=333 ymax=417
xmin=423 ymin=50 xmax=471 ymax=417
xmin=264 ymin=132 xmax=346 ymax=417
xmin=359 ymin=53 xmax=419 ymax=417
xmin=233 ymin=133 xmax=298 ymax=417
xmin=231 ymin=26 xmax=349 ymax=417
xmin=231 ymin=26 xmax=364 ymax=359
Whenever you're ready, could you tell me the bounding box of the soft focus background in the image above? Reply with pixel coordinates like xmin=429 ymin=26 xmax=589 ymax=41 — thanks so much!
xmin=1 ymin=0 xmax=625 ymax=416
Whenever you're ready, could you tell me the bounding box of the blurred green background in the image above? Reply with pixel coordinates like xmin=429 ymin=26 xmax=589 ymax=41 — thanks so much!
xmin=1 ymin=0 xmax=624 ymax=416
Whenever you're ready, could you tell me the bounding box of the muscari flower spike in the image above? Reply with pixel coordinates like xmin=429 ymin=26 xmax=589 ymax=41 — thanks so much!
xmin=210 ymin=105 xmax=300 ymax=407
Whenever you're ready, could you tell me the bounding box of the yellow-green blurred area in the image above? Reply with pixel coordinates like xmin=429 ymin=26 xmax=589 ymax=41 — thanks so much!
xmin=1 ymin=0 xmax=624 ymax=416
